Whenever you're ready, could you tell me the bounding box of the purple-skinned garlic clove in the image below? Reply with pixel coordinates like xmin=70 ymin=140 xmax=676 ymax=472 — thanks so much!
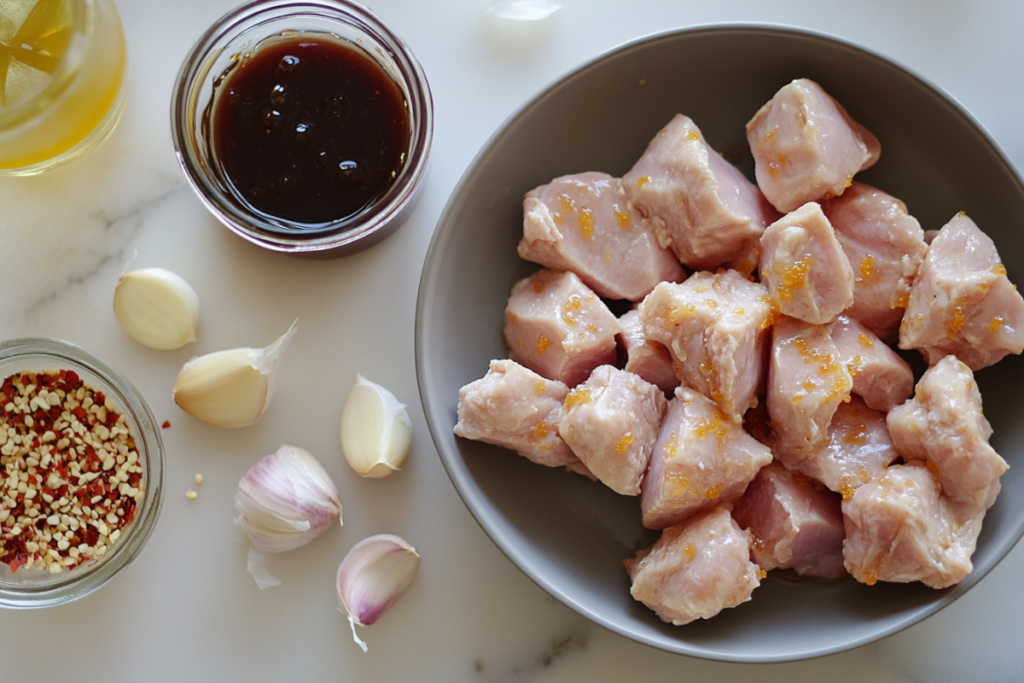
xmin=337 ymin=534 xmax=421 ymax=652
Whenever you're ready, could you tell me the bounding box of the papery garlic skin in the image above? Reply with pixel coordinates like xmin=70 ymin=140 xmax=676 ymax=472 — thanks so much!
xmin=173 ymin=321 xmax=296 ymax=427
xmin=235 ymin=445 xmax=343 ymax=554
xmin=337 ymin=534 xmax=420 ymax=652
xmin=113 ymin=268 xmax=200 ymax=350
xmin=340 ymin=375 xmax=412 ymax=478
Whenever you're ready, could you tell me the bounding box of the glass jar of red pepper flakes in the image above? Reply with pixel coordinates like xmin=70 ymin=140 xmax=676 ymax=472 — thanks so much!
xmin=0 ymin=338 xmax=164 ymax=609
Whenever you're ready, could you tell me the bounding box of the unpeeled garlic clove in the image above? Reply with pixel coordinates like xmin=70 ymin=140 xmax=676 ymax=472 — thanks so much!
xmin=340 ymin=375 xmax=412 ymax=478
xmin=236 ymin=444 xmax=343 ymax=588
xmin=337 ymin=534 xmax=420 ymax=652
xmin=113 ymin=268 xmax=200 ymax=350
xmin=173 ymin=321 xmax=296 ymax=427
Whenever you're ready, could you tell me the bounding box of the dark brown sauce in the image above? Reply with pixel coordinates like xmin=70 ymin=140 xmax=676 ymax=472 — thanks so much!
xmin=212 ymin=34 xmax=410 ymax=230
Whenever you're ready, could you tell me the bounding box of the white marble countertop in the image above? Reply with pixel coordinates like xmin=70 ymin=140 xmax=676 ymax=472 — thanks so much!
xmin=3 ymin=0 xmax=1024 ymax=680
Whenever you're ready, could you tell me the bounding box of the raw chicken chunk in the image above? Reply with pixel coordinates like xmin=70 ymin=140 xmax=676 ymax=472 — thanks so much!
xmin=746 ymin=78 xmax=881 ymax=213
xmin=622 ymin=114 xmax=778 ymax=270
xmin=518 ymin=172 xmax=686 ymax=301
xmin=842 ymin=463 xmax=981 ymax=589
xmin=767 ymin=316 xmax=853 ymax=462
xmin=617 ymin=310 xmax=679 ymax=396
xmin=831 ymin=315 xmax=913 ymax=413
xmin=887 ymin=356 xmax=1008 ymax=521
xmin=641 ymin=386 xmax=773 ymax=530
xmin=821 ymin=182 xmax=928 ymax=341
xmin=558 ymin=366 xmax=668 ymax=496
xmin=785 ymin=395 xmax=898 ymax=498
xmin=899 ymin=212 xmax=1024 ymax=370
xmin=638 ymin=270 xmax=772 ymax=420
xmin=733 ymin=462 xmax=846 ymax=579
xmin=454 ymin=359 xmax=583 ymax=470
xmin=760 ymin=202 xmax=855 ymax=325
xmin=504 ymin=269 xmax=621 ymax=387
xmin=625 ymin=507 xmax=761 ymax=625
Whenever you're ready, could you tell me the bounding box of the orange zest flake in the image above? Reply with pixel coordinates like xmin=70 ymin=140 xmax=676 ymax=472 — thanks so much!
xmin=536 ymin=335 xmax=552 ymax=354
xmin=844 ymin=423 xmax=868 ymax=445
xmin=683 ymin=542 xmax=697 ymax=560
xmin=734 ymin=308 xmax=745 ymax=316
xmin=603 ymin=253 xmax=611 ymax=262
xmin=578 ymin=208 xmax=594 ymax=238
xmin=948 ymin=307 xmax=965 ymax=337
xmin=686 ymin=129 xmax=701 ymax=142
xmin=862 ymin=567 xmax=879 ymax=586
xmin=662 ymin=432 xmax=680 ymax=460
xmin=791 ymin=394 xmax=802 ymax=405
xmin=704 ymin=483 xmax=724 ymax=500
xmin=990 ymin=316 xmax=1004 ymax=332
xmin=857 ymin=333 xmax=874 ymax=349
xmin=776 ymin=255 xmax=811 ymax=302
xmin=614 ymin=432 xmax=635 ymax=454
xmin=613 ymin=207 xmax=631 ymax=229
xmin=533 ymin=420 xmax=549 ymax=439
xmin=894 ymin=291 xmax=910 ymax=309
xmin=993 ymin=263 xmax=1007 ymax=276
xmin=756 ymin=568 xmax=767 ymax=580
xmin=705 ymin=298 xmax=718 ymax=309
xmin=564 ymin=388 xmax=591 ymax=410
xmin=559 ymin=193 xmax=575 ymax=214
xmin=561 ymin=295 xmax=583 ymax=327
xmin=668 ymin=471 xmax=689 ymax=496
xmin=535 ymin=380 xmax=546 ymax=396
xmin=636 ymin=176 xmax=650 ymax=187
xmin=533 ymin=282 xmax=545 ymax=294
xmin=761 ymin=129 xmax=775 ymax=144
xmin=509 ymin=313 xmax=518 ymax=323
xmin=857 ymin=255 xmax=875 ymax=284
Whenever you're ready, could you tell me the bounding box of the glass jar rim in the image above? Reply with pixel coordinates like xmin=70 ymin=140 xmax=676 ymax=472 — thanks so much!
xmin=0 ymin=0 xmax=95 ymax=134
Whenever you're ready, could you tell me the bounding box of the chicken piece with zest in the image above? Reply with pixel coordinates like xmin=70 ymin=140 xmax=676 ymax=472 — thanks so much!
xmin=830 ymin=314 xmax=913 ymax=413
xmin=454 ymin=359 xmax=586 ymax=472
xmin=518 ymin=172 xmax=686 ymax=302
xmin=822 ymin=182 xmax=927 ymax=342
xmin=746 ymin=78 xmax=880 ymax=214
xmin=733 ymin=462 xmax=846 ymax=580
xmin=641 ymin=386 xmax=773 ymax=530
xmin=558 ymin=365 xmax=668 ymax=496
xmin=760 ymin=202 xmax=855 ymax=325
xmin=638 ymin=270 xmax=772 ymax=421
xmin=616 ymin=309 xmax=679 ymax=397
xmin=625 ymin=507 xmax=761 ymax=625
xmin=886 ymin=355 xmax=1008 ymax=522
xmin=899 ymin=212 xmax=1024 ymax=371
xmin=504 ymin=269 xmax=620 ymax=387
xmin=622 ymin=114 xmax=778 ymax=271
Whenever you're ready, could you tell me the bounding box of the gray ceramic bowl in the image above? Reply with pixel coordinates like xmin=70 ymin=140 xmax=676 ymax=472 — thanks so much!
xmin=416 ymin=25 xmax=1024 ymax=661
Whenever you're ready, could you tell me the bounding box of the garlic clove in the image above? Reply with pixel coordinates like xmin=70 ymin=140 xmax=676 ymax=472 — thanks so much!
xmin=340 ymin=375 xmax=412 ymax=478
xmin=113 ymin=267 xmax=200 ymax=350
xmin=337 ymin=534 xmax=420 ymax=652
xmin=235 ymin=445 xmax=343 ymax=588
xmin=173 ymin=321 xmax=296 ymax=427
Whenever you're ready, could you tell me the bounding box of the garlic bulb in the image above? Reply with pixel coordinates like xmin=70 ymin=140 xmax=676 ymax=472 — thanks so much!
xmin=113 ymin=268 xmax=200 ymax=350
xmin=340 ymin=375 xmax=412 ymax=478
xmin=236 ymin=445 xmax=343 ymax=588
xmin=173 ymin=321 xmax=296 ymax=427
xmin=337 ymin=534 xmax=420 ymax=652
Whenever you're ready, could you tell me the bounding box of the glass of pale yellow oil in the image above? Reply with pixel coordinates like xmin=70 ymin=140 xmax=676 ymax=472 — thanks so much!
xmin=0 ymin=0 xmax=126 ymax=175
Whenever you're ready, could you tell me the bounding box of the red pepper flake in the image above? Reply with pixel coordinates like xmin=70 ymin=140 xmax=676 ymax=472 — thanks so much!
xmin=161 ymin=420 xmax=171 ymax=429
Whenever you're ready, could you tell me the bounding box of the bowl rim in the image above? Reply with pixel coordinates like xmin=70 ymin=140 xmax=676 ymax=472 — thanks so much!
xmin=0 ymin=337 xmax=166 ymax=609
xmin=416 ymin=22 xmax=1024 ymax=662
xmin=169 ymin=0 xmax=434 ymax=255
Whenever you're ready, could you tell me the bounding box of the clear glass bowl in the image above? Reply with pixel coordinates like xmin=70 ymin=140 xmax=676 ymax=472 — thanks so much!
xmin=0 ymin=338 xmax=165 ymax=608
xmin=170 ymin=0 xmax=433 ymax=256
xmin=0 ymin=0 xmax=128 ymax=176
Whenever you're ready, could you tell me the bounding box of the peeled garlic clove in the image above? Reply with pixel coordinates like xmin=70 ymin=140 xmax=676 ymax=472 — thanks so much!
xmin=173 ymin=321 xmax=296 ymax=427
xmin=236 ymin=445 xmax=343 ymax=587
xmin=340 ymin=375 xmax=412 ymax=478
xmin=337 ymin=534 xmax=420 ymax=652
xmin=113 ymin=268 xmax=200 ymax=350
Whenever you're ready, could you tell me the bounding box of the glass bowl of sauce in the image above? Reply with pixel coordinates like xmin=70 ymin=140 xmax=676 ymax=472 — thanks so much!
xmin=171 ymin=0 xmax=433 ymax=256
xmin=0 ymin=0 xmax=128 ymax=175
